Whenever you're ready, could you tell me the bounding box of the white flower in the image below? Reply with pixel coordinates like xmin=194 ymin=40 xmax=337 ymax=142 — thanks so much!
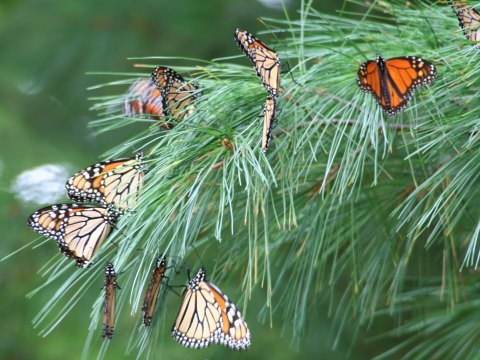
xmin=11 ymin=164 xmax=71 ymax=205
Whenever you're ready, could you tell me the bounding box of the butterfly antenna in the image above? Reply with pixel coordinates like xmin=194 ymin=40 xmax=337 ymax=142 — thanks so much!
xmin=109 ymin=211 xmax=143 ymax=247
xmin=163 ymin=274 xmax=187 ymax=297
xmin=165 ymin=283 xmax=186 ymax=297
xmin=282 ymin=61 xmax=302 ymax=87
xmin=190 ymin=244 xmax=205 ymax=269
xmin=162 ymin=253 xmax=189 ymax=276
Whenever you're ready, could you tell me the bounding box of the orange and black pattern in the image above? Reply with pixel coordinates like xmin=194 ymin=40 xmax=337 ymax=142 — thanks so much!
xmin=262 ymin=96 xmax=276 ymax=153
xmin=172 ymin=267 xmax=251 ymax=350
xmin=357 ymin=54 xmax=436 ymax=116
xmin=65 ymin=152 xmax=146 ymax=213
xmin=124 ymin=78 xmax=164 ymax=121
xmin=103 ymin=263 xmax=119 ymax=339
xmin=142 ymin=255 xmax=167 ymax=326
xmin=27 ymin=204 xmax=118 ymax=267
xmin=451 ymin=1 xmax=480 ymax=42
xmin=151 ymin=66 xmax=199 ymax=123
xmin=234 ymin=28 xmax=281 ymax=96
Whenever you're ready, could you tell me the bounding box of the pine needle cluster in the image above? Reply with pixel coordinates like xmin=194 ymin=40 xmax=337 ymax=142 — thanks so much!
xmin=28 ymin=1 xmax=480 ymax=358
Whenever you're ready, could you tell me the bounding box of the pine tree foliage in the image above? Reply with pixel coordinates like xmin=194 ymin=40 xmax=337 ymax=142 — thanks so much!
xmin=27 ymin=1 xmax=480 ymax=358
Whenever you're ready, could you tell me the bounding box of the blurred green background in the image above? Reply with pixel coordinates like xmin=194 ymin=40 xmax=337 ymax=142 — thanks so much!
xmin=0 ymin=0 xmax=384 ymax=359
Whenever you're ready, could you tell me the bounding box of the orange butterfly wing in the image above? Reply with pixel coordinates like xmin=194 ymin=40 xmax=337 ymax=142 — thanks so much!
xmin=151 ymin=66 xmax=199 ymax=124
xmin=207 ymin=282 xmax=250 ymax=343
xmin=357 ymin=55 xmax=436 ymax=115
xmin=234 ymin=28 xmax=281 ymax=96
xmin=66 ymin=153 xmax=145 ymax=212
xmin=27 ymin=204 xmax=117 ymax=267
xmin=451 ymin=1 xmax=480 ymax=42
xmin=357 ymin=60 xmax=383 ymax=103
xmin=124 ymin=79 xmax=164 ymax=121
xmin=142 ymin=256 xmax=167 ymax=326
xmin=172 ymin=267 xmax=251 ymax=350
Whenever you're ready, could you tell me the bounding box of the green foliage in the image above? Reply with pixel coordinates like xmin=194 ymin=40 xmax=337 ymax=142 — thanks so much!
xmin=26 ymin=0 xmax=480 ymax=358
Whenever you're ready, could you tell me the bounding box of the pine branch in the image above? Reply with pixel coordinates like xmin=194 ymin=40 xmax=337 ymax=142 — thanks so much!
xmin=27 ymin=1 xmax=480 ymax=358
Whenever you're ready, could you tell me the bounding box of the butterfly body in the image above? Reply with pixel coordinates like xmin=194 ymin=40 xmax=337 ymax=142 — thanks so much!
xmin=27 ymin=204 xmax=117 ymax=267
xmin=172 ymin=267 xmax=251 ymax=350
xmin=357 ymin=54 xmax=436 ymax=116
xmin=103 ymin=263 xmax=119 ymax=339
xmin=142 ymin=255 xmax=167 ymax=326
xmin=262 ymin=96 xmax=276 ymax=153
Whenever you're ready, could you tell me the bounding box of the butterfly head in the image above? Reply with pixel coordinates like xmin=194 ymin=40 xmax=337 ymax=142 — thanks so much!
xmin=133 ymin=151 xmax=149 ymax=174
xmin=375 ymin=54 xmax=384 ymax=61
xmin=76 ymin=259 xmax=90 ymax=268
xmin=375 ymin=54 xmax=386 ymax=70
xmin=105 ymin=262 xmax=116 ymax=276
xmin=188 ymin=267 xmax=206 ymax=290
xmin=135 ymin=151 xmax=144 ymax=161
xmin=156 ymin=255 xmax=167 ymax=269
xmin=104 ymin=204 xmax=122 ymax=223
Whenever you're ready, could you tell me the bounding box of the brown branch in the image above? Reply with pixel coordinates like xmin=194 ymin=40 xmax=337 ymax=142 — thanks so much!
xmin=313 ymin=87 xmax=364 ymax=113
xmin=398 ymin=154 xmax=454 ymax=200
xmin=274 ymin=117 xmax=413 ymax=139
xmin=280 ymin=91 xmax=414 ymax=139
xmin=309 ymin=164 xmax=341 ymax=197
xmin=212 ymin=160 xmax=224 ymax=170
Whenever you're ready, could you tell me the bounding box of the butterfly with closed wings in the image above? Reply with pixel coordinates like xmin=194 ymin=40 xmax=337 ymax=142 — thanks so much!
xmin=234 ymin=28 xmax=281 ymax=96
xmin=103 ymin=262 xmax=119 ymax=339
xmin=142 ymin=255 xmax=168 ymax=326
xmin=172 ymin=267 xmax=251 ymax=350
xmin=151 ymin=66 xmax=199 ymax=125
xmin=451 ymin=1 xmax=480 ymax=42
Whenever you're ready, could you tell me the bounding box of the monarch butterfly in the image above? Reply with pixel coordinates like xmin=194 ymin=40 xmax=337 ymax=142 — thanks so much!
xmin=151 ymin=66 xmax=199 ymax=124
xmin=357 ymin=54 xmax=436 ymax=116
xmin=234 ymin=28 xmax=281 ymax=96
xmin=261 ymin=96 xmax=277 ymax=153
xmin=123 ymin=78 xmax=164 ymax=120
xmin=451 ymin=1 xmax=480 ymax=42
xmin=142 ymin=255 xmax=167 ymax=326
xmin=65 ymin=152 xmax=146 ymax=213
xmin=103 ymin=262 xmax=119 ymax=339
xmin=172 ymin=267 xmax=251 ymax=350
xmin=27 ymin=204 xmax=118 ymax=267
